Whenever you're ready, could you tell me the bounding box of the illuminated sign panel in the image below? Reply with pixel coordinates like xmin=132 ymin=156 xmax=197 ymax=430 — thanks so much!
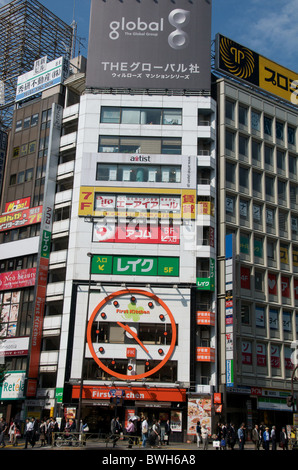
xmin=216 ymin=34 xmax=298 ymax=105
xmin=86 ymin=0 xmax=211 ymax=91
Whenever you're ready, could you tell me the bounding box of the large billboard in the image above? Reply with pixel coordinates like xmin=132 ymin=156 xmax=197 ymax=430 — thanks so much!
xmin=215 ymin=34 xmax=298 ymax=105
xmin=86 ymin=0 xmax=212 ymax=91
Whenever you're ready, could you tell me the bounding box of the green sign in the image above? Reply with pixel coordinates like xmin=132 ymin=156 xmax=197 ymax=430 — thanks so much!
xmin=41 ymin=230 xmax=51 ymax=258
xmin=55 ymin=388 xmax=63 ymax=403
xmin=91 ymin=255 xmax=179 ymax=277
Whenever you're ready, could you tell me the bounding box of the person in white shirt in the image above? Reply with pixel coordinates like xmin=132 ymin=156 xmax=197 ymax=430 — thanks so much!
xmin=141 ymin=417 xmax=148 ymax=448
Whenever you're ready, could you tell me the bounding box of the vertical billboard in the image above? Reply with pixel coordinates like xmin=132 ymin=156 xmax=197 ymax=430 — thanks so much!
xmin=26 ymin=103 xmax=63 ymax=398
xmin=86 ymin=0 xmax=212 ymax=91
xmin=225 ymin=234 xmax=235 ymax=387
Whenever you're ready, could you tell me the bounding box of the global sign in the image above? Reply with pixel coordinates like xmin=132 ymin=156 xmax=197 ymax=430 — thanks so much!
xmin=86 ymin=0 xmax=211 ymax=91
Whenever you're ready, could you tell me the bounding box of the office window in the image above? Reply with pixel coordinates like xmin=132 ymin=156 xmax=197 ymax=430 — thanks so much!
xmin=98 ymin=136 xmax=181 ymax=154
xmin=17 ymin=171 xmax=25 ymax=184
xmin=288 ymin=125 xmax=296 ymax=145
xmin=265 ymin=175 xmax=275 ymax=199
xmin=252 ymin=140 xmax=261 ymax=164
xmin=255 ymin=270 xmax=264 ymax=291
xmin=9 ymin=174 xmax=16 ymax=185
xmin=226 ymin=161 xmax=236 ymax=185
xmin=251 ymin=110 xmax=261 ymax=131
xmin=100 ymin=107 xmax=182 ymax=125
xmin=239 ymin=134 xmax=248 ymax=157
xmin=267 ymin=239 xmax=276 ymax=262
xmin=278 ymin=179 xmax=287 ymax=202
xmin=276 ymin=121 xmax=284 ymax=141
xmin=31 ymin=113 xmax=39 ymax=127
xmin=253 ymin=203 xmax=262 ymax=223
xmin=23 ymin=117 xmax=31 ymax=129
xmin=239 ymin=199 xmax=249 ymax=220
xmin=96 ymin=163 xmax=181 ymax=183
xmin=264 ymin=145 xmax=273 ymax=168
xmin=225 ymin=130 xmax=235 ymax=152
xmin=225 ymin=100 xmax=235 ymax=121
xmin=266 ymin=207 xmax=275 ymax=228
xmin=264 ymin=116 xmax=272 ymax=136
xmin=239 ymin=105 xmax=248 ymax=126
xmin=253 ymin=171 xmax=262 ymax=195
xmin=226 ymin=195 xmax=235 ymax=216
xmin=289 ymin=155 xmax=297 ymax=176
xmin=277 ymin=150 xmax=285 ymax=172
xmin=239 ymin=166 xmax=249 ymax=189
xmin=41 ymin=109 xmax=52 ymax=129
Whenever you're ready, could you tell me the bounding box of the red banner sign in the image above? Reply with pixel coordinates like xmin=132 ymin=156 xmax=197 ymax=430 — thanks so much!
xmin=0 ymin=206 xmax=42 ymax=232
xmin=0 ymin=268 xmax=36 ymax=291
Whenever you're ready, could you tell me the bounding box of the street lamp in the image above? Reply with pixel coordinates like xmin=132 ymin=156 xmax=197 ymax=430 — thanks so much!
xmin=77 ymin=252 xmax=93 ymax=431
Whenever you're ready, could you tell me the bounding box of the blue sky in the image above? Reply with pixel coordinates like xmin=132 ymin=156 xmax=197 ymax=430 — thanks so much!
xmin=1 ymin=0 xmax=297 ymax=72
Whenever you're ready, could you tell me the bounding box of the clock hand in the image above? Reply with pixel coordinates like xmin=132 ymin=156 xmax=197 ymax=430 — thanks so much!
xmin=117 ymin=321 xmax=150 ymax=355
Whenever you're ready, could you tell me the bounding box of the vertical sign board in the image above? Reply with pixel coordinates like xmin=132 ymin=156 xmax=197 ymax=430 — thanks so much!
xmin=86 ymin=0 xmax=212 ymax=91
xmin=26 ymin=103 xmax=63 ymax=397
xmin=225 ymin=234 xmax=235 ymax=387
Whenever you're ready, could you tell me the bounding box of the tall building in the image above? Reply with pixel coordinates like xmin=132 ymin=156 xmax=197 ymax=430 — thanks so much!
xmin=214 ymin=34 xmax=298 ymax=430
xmin=0 ymin=0 xmax=73 ymax=130
xmin=0 ymin=0 xmax=217 ymax=442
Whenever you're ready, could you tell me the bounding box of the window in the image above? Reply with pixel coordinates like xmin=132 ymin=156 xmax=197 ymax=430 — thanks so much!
xmin=240 ymin=232 xmax=250 ymax=255
xmin=25 ymin=168 xmax=33 ymax=182
xmin=278 ymin=179 xmax=287 ymax=201
xmin=254 ymin=236 xmax=263 ymax=259
xmin=96 ymin=163 xmax=181 ymax=183
xmin=226 ymin=161 xmax=235 ymax=185
xmin=239 ymin=134 xmax=248 ymax=157
xmin=265 ymin=175 xmax=275 ymax=199
xmin=41 ymin=108 xmax=52 ymax=129
xmin=239 ymin=105 xmax=248 ymax=126
xmin=251 ymin=111 xmax=260 ymax=131
xmin=252 ymin=140 xmax=261 ymax=164
xmin=253 ymin=171 xmax=262 ymax=194
xmin=288 ymin=125 xmax=296 ymax=145
xmin=225 ymin=100 xmax=235 ymax=121
xmin=239 ymin=199 xmax=249 ymax=220
xmin=226 ymin=195 xmax=235 ymax=216
xmin=264 ymin=145 xmax=273 ymax=167
xmin=100 ymin=107 xmax=182 ymax=125
xmin=253 ymin=203 xmax=262 ymax=223
xmin=277 ymin=150 xmax=285 ymax=172
xmin=255 ymin=270 xmax=264 ymax=291
xmin=9 ymin=174 xmax=16 ymax=185
xmin=15 ymin=120 xmax=22 ymax=132
xmin=23 ymin=117 xmax=31 ymax=129
xmin=267 ymin=239 xmax=276 ymax=262
xmin=17 ymin=171 xmax=25 ymax=184
xmin=225 ymin=130 xmax=235 ymax=152
xmin=266 ymin=207 xmax=275 ymax=229
xmin=98 ymin=136 xmax=181 ymax=155
xmin=264 ymin=116 xmax=272 ymax=136
xmin=276 ymin=121 xmax=284 ymax=141
xmin=31 ymin=113 xmax=39 ymax=127
xmin=239 ymin=166 xmax=249 ymax=189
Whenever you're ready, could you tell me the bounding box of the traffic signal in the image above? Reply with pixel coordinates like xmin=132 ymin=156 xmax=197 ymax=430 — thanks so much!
xmin=287 ymin=395 xmax=294 ymax=407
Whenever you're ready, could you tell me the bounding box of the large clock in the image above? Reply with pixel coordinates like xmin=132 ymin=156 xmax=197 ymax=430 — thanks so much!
xmin=86 ymin=289 xmax=177 ymax=380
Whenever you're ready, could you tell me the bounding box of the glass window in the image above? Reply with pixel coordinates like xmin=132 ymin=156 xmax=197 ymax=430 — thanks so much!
xmin=23 ymin=117 xmax=31 ymax=129
xmin=289 ymin=155 xmax=297 ymax=176
xmin=253 ymin=203 xmax=262 ymax=222
xmin=239 ymin=105 xmax=248 ymax=126
xmin=17 ymin=171 xmax=25 ymax=184
xmin=255 ymin=270 xmax=264 ymax=290
xmin=121 ymin=108 xmax=141 ymax=124
xmin=98 ymin=136 xmax=181 ymax=155
xmin=253 ymin=171 xmax=262 ymax=194
xmin=25 ymin=168 xmax=33 ymax=182
xmin=240 ymin=232 xmax=250 ymax=255
xmin=15 ymin=120 xmax=22 ymax=132
xmin=264 ymin=145 xmax=273 ymax=167
xmin=264 ymin=116 xmax=272 ymax=136
xmin=9 ymin=174 xmax=16 ymax=185
xmin=267 ymin=239 xmax=276 ymax=261
xmin=252 ymin=140 xmax=261 ymax=163
xmin=239 ymin=199 xmax=249 ymax=220
xmin=226 ymin=195 xmax=235 ymax=216
xmin=266 ymin=207 xmax=275 ymax=228
xmin=225 ymin=130 xmax=235 ymax=152
xmin=276 ymin=121 xmax=284 ymax=141
xmin=31 ymin=113 xmax=39 ymax=126
xmin=225 ymin=100 xmax=235 ymax=121
xmin=239 ymin=166 xmax=249 ymax=188
xmin=163 ymin=109 xmax=181 ymax=125
xmin=226 ymin=161 xmax=235 ymax=185
xmin=277 ymin=150 xmax=285 ymax=171
xmin=239 ymin=135 xmax=248 ymax=157
xmin=288 ymin=125 xmax=296 ymax=145
xmin=100 ymin=107 xmax=121 ymax=123
xmin=278 ymin=179 xmax=287 ymax=201
xmin=265 ymin=175 xmax=275 ymax=198
xmin=251 ymin=111 xmax=260 ymax=131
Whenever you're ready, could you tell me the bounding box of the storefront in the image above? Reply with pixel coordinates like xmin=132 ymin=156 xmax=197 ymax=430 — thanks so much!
xmin=71 ymin=385 xmax=187 ymax=442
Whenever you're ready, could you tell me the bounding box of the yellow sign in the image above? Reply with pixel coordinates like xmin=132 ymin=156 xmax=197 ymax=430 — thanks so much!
xmin=217 ymin=34 xmax=298 ymax=105
xmin=78 ymin=186 xmax=196 ymax=220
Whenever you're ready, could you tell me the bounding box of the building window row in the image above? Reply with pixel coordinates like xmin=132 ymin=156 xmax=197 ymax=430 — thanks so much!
xmin=98 ymin=135 xmax=182 ymax=155
xmin=100 ymin=106 xmax=182 ymax=126
xmin=96 ymin=162 xmax=181 ymax=183
xmin=225 ymin=99 xmax=296 ymax=146
xmin=0 ymin=224 xmax=40 ymax=244
xmin=15 ymin=113 xmax=39 ymax=132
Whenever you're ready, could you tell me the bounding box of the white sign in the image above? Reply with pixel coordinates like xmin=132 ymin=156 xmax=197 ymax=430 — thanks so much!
xmin=16 ymin=57 xmax=69 ymax=102
xmin=0 ymin=371 xmax=26 ymax=400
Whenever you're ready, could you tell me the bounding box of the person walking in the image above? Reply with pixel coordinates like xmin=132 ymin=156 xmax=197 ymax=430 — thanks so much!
xmin=126 ymin=419 xmax=136 ymax=448
xmin=164 ymin=419 xmax=171 ymax=446
xmin=227 ymin=423 xmax=236 ymax=450
xmin=39 ymin=420 xmax=47 ymax=447
xmin=271 ymin=426 xmax=277 ymax=450
xmin=24 ymin=418 xmax=34 ymax=449
xmin=141 ymin=416 xmax=148 ymax=448
xmin=280 ymin=427 xmax=288 ymax=450
xmin=196 ymin=421 xmax=201 ymax=448
xmin=201 ymin=424 xmax=209 ymax=450
xmin=111 ymin=416 xmax=121 ymax=447
xmin=252 ymin=424 xmax=261 ymax=450
xmin=263 ymin=427 xmax=270 ymax=450
xmin=237 ymin=423 xmax=245 ymax=450
xmin=0 ymin=418 xmax=7 ymax=448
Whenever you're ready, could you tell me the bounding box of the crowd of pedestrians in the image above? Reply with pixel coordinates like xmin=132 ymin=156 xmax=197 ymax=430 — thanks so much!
xmin=194 ymin=420 xmax=293 ymax=451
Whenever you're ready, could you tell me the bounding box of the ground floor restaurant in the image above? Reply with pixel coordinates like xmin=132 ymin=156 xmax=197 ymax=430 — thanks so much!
xmin=71 ymin=386 xmax=213 ymax=443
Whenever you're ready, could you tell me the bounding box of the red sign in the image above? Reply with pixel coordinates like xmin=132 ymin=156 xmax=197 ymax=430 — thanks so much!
xmin=0 ymin=206 xmax=42 ymax=232
xmin=94 ymin=222 xmax=180 ymax=244
xmin=196 ymin=347 xmax=215 ymax=362
xmin=4 ymin=197 xmax=31 ymax=213
xmin=0 ymin=268 xmax=36 ymax=291
xmin=126 ymin=348 xmax=136 ymax=358
xmin=281 ymin=276 xmax=290 ymax=298
xmin=268 ymin=273 xmax=277 ymax=295
xmin=240 ymin=266 xmax=250 ymax=289
xmin=72 ymin=385 xmax=186 ymax=402
xmin=196 ymin=311 xmax=215 ymax=325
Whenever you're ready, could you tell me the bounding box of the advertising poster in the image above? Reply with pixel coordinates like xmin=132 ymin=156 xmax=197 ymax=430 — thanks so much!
xmin=187 ymin=398 xmax=211 ymax=436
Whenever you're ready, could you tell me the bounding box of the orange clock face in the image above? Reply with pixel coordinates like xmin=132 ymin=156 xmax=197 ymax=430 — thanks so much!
xmin=86 ymin=289 xmax=177 ymax=380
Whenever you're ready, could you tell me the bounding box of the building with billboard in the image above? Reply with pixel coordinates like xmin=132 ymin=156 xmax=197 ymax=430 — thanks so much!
xmin=0 ymin=0 xmax=217 ymax=442
xmin=214 ymin=34 xmax=298 ymax=429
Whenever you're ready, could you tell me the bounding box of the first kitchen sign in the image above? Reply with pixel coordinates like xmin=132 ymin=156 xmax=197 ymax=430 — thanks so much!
xmin=86 ymin=0 xmax=211 ymax=91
